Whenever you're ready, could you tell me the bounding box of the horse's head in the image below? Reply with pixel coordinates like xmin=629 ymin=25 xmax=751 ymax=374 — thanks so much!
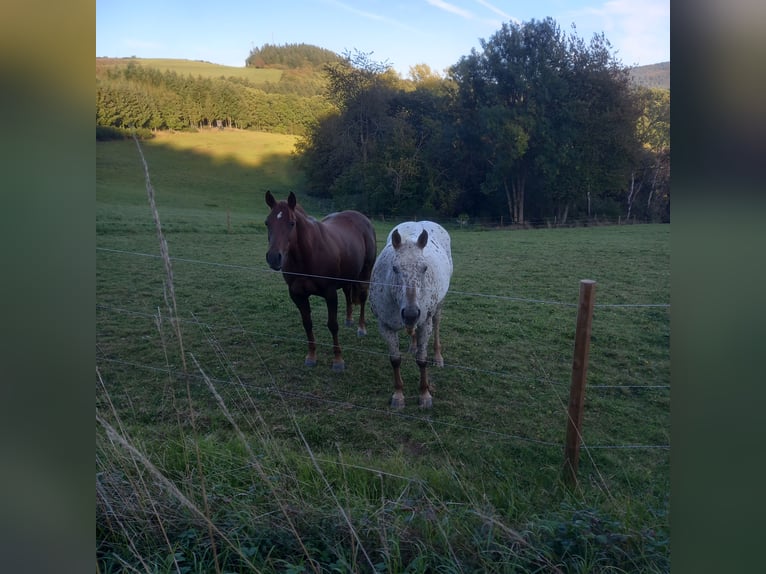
xmin=390 ymin=227 xmax=431 ymax=333
xmin=264 ymin=190 xmax=298 ymax=271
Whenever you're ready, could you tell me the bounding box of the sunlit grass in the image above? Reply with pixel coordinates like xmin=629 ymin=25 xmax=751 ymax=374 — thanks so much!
xmin=150 ymin=129 xmax=299 ymax=166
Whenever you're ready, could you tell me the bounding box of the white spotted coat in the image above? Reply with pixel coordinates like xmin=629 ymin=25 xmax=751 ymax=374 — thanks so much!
xmin=369 ymin=221 xmax=453 ymax=408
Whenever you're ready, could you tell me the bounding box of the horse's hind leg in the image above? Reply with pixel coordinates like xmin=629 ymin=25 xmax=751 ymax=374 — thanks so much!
xmin=416 ymin=358 xmax=432 ymax=409
xmin=342 ymin=285 xmax=355 ymax=328
xmin=325 ymin=289 xmax=345 ymax=372
xmin=407 ymin=331 xmax=417 ymax=354
xmin=432 ymin=304 xmax=444 ymax=367
xmin=355 ymin=283 xmax=368 ymax=337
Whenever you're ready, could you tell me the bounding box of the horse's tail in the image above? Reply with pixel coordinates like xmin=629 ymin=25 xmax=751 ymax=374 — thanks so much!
xmin=354 ymin=217 xmax=376 ymax=304
xmin=352 ymin=255 xmax=374 ymax=303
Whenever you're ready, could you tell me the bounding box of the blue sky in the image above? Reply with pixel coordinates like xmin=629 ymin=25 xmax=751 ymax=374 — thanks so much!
xmin=96 ymin=0 xmax=669 ymax=76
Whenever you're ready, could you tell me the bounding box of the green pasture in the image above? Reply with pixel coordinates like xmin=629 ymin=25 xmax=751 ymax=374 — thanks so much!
xmin=97 ymin=57 xmax=283 ymax=84
xmin=97 ymin=130 xmax=670 ymax=572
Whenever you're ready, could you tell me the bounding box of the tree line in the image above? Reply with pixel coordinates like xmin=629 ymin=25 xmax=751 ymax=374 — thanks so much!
xmin=95 ymin=18 xmax=669 ymax=223
xmin=96 ymin=61 xmax=333 ymax=134
xmin=246 ymin=42 xmax=342 ymax=69
xmin=298 ymin=19 xmax=669 ymax=224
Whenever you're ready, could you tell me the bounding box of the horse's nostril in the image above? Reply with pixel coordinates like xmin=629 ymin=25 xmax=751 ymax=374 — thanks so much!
xmin=267 ymin=252 xmax=282 ymax=270
xmin=401 ymin=306 xmax=420 ymax=324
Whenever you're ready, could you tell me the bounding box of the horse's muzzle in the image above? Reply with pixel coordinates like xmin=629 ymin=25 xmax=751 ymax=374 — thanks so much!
xmin=401 ymin=306 xmax=421 ymax=327
xmin=266 ymin=252 xmax=282 ymax=271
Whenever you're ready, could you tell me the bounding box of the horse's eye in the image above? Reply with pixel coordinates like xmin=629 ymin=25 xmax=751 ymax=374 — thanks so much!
xmin=392 ymin=266 xmax=400 ymax=274
xmin=422 ymin=264 xmax=428 ymax=273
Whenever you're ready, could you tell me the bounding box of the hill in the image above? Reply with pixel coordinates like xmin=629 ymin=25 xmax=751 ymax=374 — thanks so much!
xmin=246 ymin=42 xmax=342 ymax=69
xmin=629 ymin=61 xmax=670 ymax=90
xmin=96 ymin=57 xmax=283 ymax=85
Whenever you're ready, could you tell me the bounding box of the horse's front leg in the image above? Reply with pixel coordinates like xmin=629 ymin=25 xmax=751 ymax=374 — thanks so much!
xmin=290 ymin=292 xmax=317 ymax=367
xmin=431 ymin=304 xmax=444 ymax=368
xmin=415 ymin=324 xmax=433 ymax=409
xmin=324 ymin=288 xmax=345 ymax=372
xmin=380 ymin=328 xmax=404 ymax=408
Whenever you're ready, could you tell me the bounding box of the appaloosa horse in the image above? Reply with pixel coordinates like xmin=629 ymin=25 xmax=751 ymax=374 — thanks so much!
xmin=369 ymin=221 xmax=453 ymax=408
xmin=265 ymin=191 xmax=377 ymax=371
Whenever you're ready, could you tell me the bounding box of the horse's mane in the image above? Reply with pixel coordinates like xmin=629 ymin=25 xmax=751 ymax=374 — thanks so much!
xmin=293 ymin=203 xmax=319 ymax=223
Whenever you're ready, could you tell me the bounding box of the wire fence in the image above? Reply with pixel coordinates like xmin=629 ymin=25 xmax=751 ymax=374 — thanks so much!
xmin=96 ymin=246 xmax=671 ymax=309
xmin=96 ymin=302 xmax=669 ymax=392
xmin=96 ymin=244 xmax=671 ymax=454
xmin=96 ymin=350 xmax=669 ymax=452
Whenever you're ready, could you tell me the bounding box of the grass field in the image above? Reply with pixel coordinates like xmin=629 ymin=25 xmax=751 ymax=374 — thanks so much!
xmin=97 ymin=130 xmax=670 ymax=572
xmin=96 ymin=57 xmax=283 ymax=84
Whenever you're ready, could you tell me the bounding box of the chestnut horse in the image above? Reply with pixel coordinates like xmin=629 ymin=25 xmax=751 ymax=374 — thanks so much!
xmin=265 ymin=191 xmax=377 ymax=371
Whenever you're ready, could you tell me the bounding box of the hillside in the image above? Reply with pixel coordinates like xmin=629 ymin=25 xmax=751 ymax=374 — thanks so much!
xmin=96 ymin=57 xmax=283 ymax=85
xmin=629 ymin=61 xmax=670 ymax=89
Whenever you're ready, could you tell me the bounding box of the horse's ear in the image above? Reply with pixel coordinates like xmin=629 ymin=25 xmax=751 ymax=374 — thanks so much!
xmin=288 ymin=192 xmax=297 ymax=209
xmin=417 ymin=229 xmax=429 ymax=249
xmin=392 ymin=229 xmax=402 ymax=249
xmin=265 ymin=190 xmax=276 ymax=208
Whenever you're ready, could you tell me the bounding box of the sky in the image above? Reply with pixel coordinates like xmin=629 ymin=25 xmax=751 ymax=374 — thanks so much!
xmin=96 ymin=0 xmax=669 ymax=77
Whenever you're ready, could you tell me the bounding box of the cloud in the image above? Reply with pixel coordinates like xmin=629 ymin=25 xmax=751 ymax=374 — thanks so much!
xmin=326 ymin=0 xmax=422 ymax=34
xmin=426 ymin=0 xmax=516 ymax=29
xmin=472 ymin=0 xmax=511 ymax=20
xmin=426 ymin=0 xmax=474 ymax=20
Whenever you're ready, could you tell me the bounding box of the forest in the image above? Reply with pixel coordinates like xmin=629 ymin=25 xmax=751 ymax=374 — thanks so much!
xmin=95 ymin=19 xmax=669 ymax=224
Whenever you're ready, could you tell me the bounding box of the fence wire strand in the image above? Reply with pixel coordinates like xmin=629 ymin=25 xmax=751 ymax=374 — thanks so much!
xmin=96 ymin=246 xmax=671 ymax=309
xmin=96 ymin=303 xmax=670 ymax=392
xmin=96 ymin=354 xmax=669 ymax=451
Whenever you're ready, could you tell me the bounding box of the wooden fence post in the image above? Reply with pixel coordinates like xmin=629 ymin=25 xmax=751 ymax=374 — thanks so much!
xmin=563 ymin=279 xmax=597 ymax=485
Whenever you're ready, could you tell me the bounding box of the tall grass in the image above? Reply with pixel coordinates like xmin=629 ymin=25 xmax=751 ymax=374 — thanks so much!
xmin=97 ymin=131 xmax=670 ymax=572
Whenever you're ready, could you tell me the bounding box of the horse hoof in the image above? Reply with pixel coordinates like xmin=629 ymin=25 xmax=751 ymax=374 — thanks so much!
xmin=331 ymin=361 xmax=345 ymax=372
xmin=391 ymin=396 xmax=405 ymax=409
xmin=345 ymin=319 xmax=355 ymax=327
xmin=418 ymin=396 xmax=433 ymax=409
xmin=357 ymin=327 xmax=367 ymax=337
xmin=305 ymin=358 xmax=318 ymax=367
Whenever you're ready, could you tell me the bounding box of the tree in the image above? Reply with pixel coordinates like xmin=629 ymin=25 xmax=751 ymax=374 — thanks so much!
xmin=554 ymin=31 xmax=642 ymax=222
xmin=451 ymin=18 xmax=570 ymax=223
xmin=631 ymin=87 xmax=670 ymax=221
xmin=478 ymin=105 xmax=529 ymax=222
xmin=450 ymin=19 xmax=642 ymax=224
xmin=322 ymin=50 xmax=393 ymax=164
xmin=408 ymin=63 xmax=443 ymax=85
xmin=296 ymin=51 xmax=396 ymax=201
